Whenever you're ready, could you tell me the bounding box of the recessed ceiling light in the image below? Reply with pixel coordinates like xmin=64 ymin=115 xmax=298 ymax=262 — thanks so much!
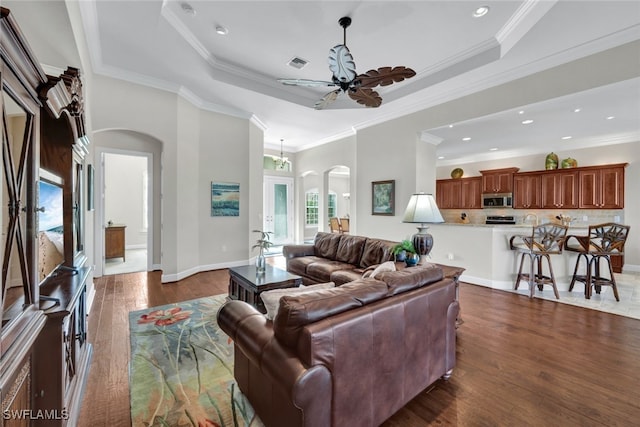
xmin=448 ymin=124 xmax=454 ymax=128
xmin=215 ymin=25 xmax=229 ymax=36
xmin=489 ymin=147 xmax=498 ymax=151
xmin=462 ymin=137 xmax=471 ymax=141
xmin=473 ymin=6 xmax=490 ymax=18
xmin=606 ymin=116 xmax=615 ymax=120
xmin=180 ymin=2 xmax=196 ymax=16
xmin=574 ymin=108 xmax=581 ymax=113
xmin=522 ymin=119 xmax=534 ymax=125
xmin=562 ymin=136 xmax=572 ymax=140
xmin=518 ymin=110 xmax=525 ymax=115
xmin=438 ymin=156 xmax=445 ymax=160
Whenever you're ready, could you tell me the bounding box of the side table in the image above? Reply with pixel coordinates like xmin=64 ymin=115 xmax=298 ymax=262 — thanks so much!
xmin=228 ymin=264 xmax=303 ymax=313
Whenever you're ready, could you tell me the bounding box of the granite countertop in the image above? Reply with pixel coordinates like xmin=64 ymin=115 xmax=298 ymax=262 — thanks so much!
xmin=435 ymin=222 xmax=588 ymax=229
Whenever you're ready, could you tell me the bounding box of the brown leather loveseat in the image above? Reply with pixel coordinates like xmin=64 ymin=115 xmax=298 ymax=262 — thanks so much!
xmin=217 ymin=264 xmax=459 ymax=427
xmin=283 ymin=232 xmax=397 ymax=285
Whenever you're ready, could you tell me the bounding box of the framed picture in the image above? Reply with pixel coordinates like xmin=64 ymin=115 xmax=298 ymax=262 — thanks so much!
xmin=211 ymin=182 xmax=240 ymax=216
xmin=87 ymin=164 xmax=95 ymax=211
xmin=371 ymin=180 xmax=395 ymax=215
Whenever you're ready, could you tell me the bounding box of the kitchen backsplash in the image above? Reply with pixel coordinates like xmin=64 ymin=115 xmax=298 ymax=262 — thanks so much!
xmin=441 ymin=208 xmax=625 ymax=226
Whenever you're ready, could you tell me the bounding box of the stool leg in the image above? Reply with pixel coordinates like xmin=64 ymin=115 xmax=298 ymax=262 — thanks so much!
xmin=545 ymin=254 xmax=560 ymax=299
xmin=605 ymin=255 xmax=620 ymax=302
xmin=515 ymin=252 xmax=526 ymax=290
xmin=536 ymin=256 xmax=544 ymax=291
xmin=528 ymin=254 xmax=535 ymax=299
xmin=569 ymin=253 xmax=585 ymax=292
xmin=586 ymin=255 xmax=595 ymax=299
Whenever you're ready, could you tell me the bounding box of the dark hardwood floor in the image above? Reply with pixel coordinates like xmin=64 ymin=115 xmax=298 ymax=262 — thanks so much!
xmin=78 ymin=260 xmax=640 ymax=426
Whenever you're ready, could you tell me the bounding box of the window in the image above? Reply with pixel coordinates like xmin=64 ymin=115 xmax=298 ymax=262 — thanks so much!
xmin=305 ymin=191 xmax=338 ymax=226
xmin=305 ymin=192 xmax=318 ymax=226
xmin=328 ymin=193 xmax=337 ymax=219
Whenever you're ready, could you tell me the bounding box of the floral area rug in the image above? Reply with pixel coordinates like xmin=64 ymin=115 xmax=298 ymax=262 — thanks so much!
xmin=129 ymin=295 xmax=263 ymax=427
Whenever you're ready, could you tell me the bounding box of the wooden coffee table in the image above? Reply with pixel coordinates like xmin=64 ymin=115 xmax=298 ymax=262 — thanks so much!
xmin=228 ymin=264 xmax=303 ymax=313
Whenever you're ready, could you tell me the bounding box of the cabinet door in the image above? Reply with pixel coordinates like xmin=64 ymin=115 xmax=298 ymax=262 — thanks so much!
xmin=482 ymin=171 xmax=515 ymax=193
xmin=437 ymin=180 xmax=462 ymax=209
xmin=541 ymin=171 xmax=578 ymax=208
xmin=513 ymin=174 xmax=541 ymax=209
xmin=579 ymin=167 xmax=624 ymax=209
xmin=461 ymin=177 xmax=482 ymax=209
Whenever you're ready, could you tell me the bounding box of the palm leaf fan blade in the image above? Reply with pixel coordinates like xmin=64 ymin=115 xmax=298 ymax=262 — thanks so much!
xmin=328 ymin=45 xmax=357 ymax=83
xmin=314 ymin=89 xmax=341 ymax=110
xmin=348 ymin=88 xmax=382 ymax=108
xmin=357 ymin=66 xmax=416 ymax=88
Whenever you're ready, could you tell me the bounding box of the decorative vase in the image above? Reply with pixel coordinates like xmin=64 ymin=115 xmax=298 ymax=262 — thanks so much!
xmin=545 ymin=152 xmax=559 ymax=170
xmin=256 ymin=250 xmax=266 ymax=273
xmin=561 ymin=157 xmax=578 ymax=168
xmin=405 ymin=253 xmax=419 ymax=267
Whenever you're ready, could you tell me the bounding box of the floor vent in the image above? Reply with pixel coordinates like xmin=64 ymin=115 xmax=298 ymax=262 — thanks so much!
xmin=287 ymin=56 xmax=308 ymax=69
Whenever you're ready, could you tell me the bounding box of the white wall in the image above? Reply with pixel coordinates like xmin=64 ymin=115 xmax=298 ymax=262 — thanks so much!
xmin=104 ymin=153 xmax=147 ymax=247
xmin=89 ymin=75 xmax=263 ymax=281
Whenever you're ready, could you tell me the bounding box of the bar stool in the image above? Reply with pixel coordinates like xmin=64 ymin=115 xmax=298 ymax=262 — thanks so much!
xmin=564 ymin=223 xmax=630 ymax=301
xmin=509 ymin=224 xmax=568 ymax=299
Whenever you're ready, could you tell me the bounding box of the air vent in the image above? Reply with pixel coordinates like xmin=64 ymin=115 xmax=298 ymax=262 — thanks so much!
xmin=287 ymin=56 xmax=308 ymax=69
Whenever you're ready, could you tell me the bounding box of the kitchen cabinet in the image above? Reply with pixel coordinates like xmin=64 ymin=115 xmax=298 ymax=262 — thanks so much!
xmin=436 ymin=177 xmax=482 ymax=209
xmin=480 ymin=167 xmax=519 ymax=193
xmin=578 ymin=165 xmax=625 ymax=209
xmin=436 ymin=179 xmax=461 ymax=209
xmin=541 ymin=170 xmax=579 ymax=209
xmin=513 ymin=173 xmax=542 ymax=209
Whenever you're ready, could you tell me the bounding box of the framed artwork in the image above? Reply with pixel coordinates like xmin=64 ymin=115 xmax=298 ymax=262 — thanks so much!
xmin=87 ymin=164 xmax=95 ymax=211
xmin=211 ymin=182 xmax=240 ymax=216
xmin=371 ymin=180 xmax=395 ymax=215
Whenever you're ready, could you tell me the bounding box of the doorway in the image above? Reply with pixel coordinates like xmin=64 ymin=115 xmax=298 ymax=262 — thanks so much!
xmin=101 ymin=152 xmax=152 ymax=275
xmin=263 ymin=176 xmax=294 ymax=247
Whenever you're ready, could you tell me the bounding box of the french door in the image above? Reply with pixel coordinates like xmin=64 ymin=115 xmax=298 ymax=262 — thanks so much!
xmin=263 ymin=176 xmax=294 ymax=245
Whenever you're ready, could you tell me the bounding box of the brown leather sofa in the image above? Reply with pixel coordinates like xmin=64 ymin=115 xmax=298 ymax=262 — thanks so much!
xmin=283 ymin=232 xmax=398 ymax=285
xmin=217 ymin=265 xmax=459 ymax=427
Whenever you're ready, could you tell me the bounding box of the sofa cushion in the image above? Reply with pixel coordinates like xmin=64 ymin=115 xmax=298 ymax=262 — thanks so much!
xmin=378 ymin=264 xmax=443 ymax=295
xmin=359 ymin=238 xmax=396 ymax=268
xmin=307 ymin=261 xmax=356 ymax=283
xmin=314 ymin=232 xmax=342 ymax=260
xmin=363 ymin=261 xmax=396 ymax=279
xmin=335 ymin=235 xmax=367 ymax=265
xmin=287 ymin=256 xmax=325 ymax=277
xmin=274 ymin=279 xmax=389 ymax=348
xmin=329 ymin=269 xmax=365 ymax=286
xmin=260 ymin=282 xmax=336 ymax=320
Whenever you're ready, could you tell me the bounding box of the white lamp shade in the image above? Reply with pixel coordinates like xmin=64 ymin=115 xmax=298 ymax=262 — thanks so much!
xmin=403 ymin=193 xmax=444 ymax=224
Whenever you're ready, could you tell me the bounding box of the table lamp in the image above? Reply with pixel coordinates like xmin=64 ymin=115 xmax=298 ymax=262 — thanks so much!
xmin=402 ymin=193 xmax=444 ymax=263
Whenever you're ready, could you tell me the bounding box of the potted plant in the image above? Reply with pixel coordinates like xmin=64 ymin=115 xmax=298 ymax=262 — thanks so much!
xmin=392 ymin=239 xmax=419 ymax=266
xmin=252 ymin=230 xmax=273 ymax=273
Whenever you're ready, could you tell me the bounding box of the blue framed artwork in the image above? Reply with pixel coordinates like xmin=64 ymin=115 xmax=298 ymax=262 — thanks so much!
xmin=211 ymin=182 xmax=240 ymax=216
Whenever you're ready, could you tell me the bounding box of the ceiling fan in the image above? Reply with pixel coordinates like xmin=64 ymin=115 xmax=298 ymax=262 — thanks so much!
xmin=278 ymin=16 xmax=416 ymax=110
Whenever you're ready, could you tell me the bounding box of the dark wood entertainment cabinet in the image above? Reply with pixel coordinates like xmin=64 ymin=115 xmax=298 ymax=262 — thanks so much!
xmin=1 ymin=7 xmax=92 ymax=426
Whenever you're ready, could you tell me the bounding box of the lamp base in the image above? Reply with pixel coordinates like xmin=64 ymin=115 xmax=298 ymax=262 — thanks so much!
xmin=412 ymin=225 xmax=434 ymax=264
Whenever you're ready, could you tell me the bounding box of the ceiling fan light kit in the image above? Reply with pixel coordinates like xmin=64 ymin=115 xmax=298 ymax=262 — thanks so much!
xmin=278 ymin=16 xmax=415 ymax=110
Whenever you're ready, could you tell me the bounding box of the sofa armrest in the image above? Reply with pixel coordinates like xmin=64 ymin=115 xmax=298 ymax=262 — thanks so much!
xmin=283 ymin=244 xmax=315 ymax=259
xmin=217 ymin=301 xmax=332 ymax=427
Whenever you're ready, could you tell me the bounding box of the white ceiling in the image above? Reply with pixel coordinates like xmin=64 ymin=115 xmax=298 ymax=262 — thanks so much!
xmin=6 ymin=1 xmax=640 ymax=165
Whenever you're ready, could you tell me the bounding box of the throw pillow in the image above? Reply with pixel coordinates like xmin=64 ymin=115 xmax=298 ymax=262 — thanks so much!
xmin=260 ymin=282 xmax=336 ymax=320
xmin=362 ymin=261 xmax=396 ymax=279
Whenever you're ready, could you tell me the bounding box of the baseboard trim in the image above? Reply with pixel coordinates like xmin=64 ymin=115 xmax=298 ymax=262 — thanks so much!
xmin=161 ymin=259 xmax=251 ymax=283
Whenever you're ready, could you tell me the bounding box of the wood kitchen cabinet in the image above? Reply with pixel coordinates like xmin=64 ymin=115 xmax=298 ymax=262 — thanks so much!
xmin=578 ymin=165 xmax=626 ymax=209
xmin=513 ymin=173 xmax=542 ymax=209
xmin=480 ymin=167 xmax=519 ymax=193
xmin=436 ymin=177 xmax=482 ymax=209
xmin=541 ymin=170 xmax=579 ymax=209
xmin=105 ymin=225 xmax=127 ymax=261
xmin=436 ymin=179 xmax=461 ymax=209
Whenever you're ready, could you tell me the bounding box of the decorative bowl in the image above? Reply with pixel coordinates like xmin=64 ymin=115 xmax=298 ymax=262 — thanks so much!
xmin=450 ymin=168 xmax=464 ymax=179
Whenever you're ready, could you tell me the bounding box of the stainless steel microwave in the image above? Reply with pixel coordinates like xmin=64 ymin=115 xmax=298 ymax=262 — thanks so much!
xmin=482 ymin=193 xmax=513 ymax=208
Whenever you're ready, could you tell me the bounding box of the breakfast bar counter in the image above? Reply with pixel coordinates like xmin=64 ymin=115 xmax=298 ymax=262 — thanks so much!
xmin=426 ymin=223 xmax=589 ymax=291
